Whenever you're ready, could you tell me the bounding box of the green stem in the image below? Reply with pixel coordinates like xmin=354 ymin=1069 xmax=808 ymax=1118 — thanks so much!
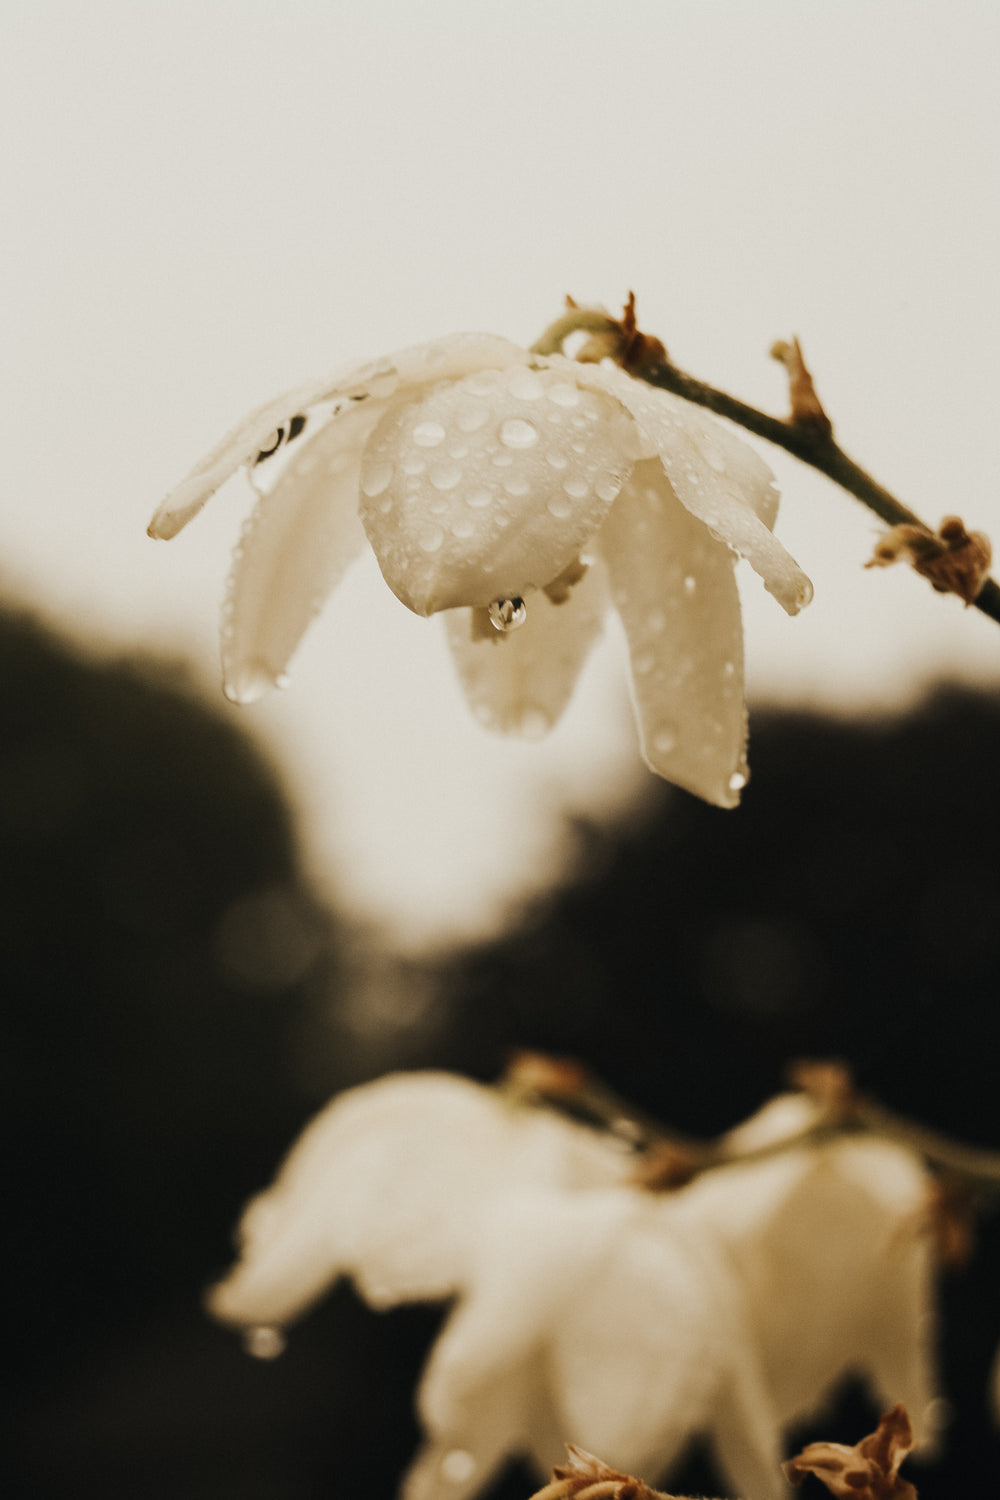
xmin=531 ymin=311 xmax=1000 ymax=628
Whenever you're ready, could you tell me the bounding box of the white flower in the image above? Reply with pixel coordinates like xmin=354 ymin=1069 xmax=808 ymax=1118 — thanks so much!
xmin=149 ymin=333 xmax=812 ymax=805
xmin=206 ymin=1073 xmax=937 ymax=1500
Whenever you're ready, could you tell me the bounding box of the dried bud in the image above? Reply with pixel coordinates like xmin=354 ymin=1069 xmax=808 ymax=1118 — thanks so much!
xmin=787 ymin=1058 xmax=857 ymax=1118
xmin=631 ymin=1139 xmax=702 ymax=1191
xmin=770 ymin=337 xmax=833 ymax=437
xmin=784 ymin=1404 xmax=917 ymax=1500
xmin=574 ymin=292 xmax=668 ymax=375
xmin=504 ymin=1049 xmax=591 ymax=1099
xmin=865 ymin=516 xmax=992 ymax=605
xmin=527 ymin=1444 xmax=684 ymax=1500
xmin=923 ymin=1175 xmax=977 ymax=1270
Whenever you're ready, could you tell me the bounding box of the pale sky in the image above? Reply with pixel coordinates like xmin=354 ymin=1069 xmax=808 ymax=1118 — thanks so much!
xmin=3 ymin=1 xmax=998 ymax=948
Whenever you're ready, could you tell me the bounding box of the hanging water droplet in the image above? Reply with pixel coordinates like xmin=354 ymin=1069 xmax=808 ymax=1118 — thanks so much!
xmin=499 ymin=417 xmax=538 ymax=449
xmin=243 ymin=1325 xmax=286 ymax=1360
xmin=488 ymin=597 xmax=527 ymax=633
xmin=729 ymin=770 xmax=748 ymax=793
xmin=413 ymin=420 xmax=447 ymax=447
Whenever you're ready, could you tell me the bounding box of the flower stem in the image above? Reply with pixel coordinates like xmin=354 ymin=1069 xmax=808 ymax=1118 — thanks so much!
xmin=531 ymin=309 xmax=1000 ymax=628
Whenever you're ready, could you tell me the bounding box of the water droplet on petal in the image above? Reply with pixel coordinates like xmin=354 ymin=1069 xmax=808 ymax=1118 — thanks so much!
xmin=723 ymin=659 xmax=736 ymax=678
xmin=361 ymin=461 xmax=394 ymax=497
xmin=243 ymin=1325 xmax=286 ymax=1360
xmin=646 ymin=607 xmax=666 ymax=633
xmin=451 ymin=515 xmax=475 ymax=538
xmin=547 ymin=382 xmax=581 ymax=408
xmin=683 ymin=575 xmax=697 ymax=594
xmin=418 ymin=524 xmax=445 ymax=552
xmin=633 ymin=648 xmax=655 ymax=675
xmin=729 ymin=770 xmax=748 ymax=793
xmin=457 ymin=403 xmax=490 ymax=433
xmin=401 ymin=453 xmax=426 ymax=476
xmin=653 ymin=724 xmax=677 ymax=754
xmin=503 ymin=474 xmax=530 ymax=497
xmin=563 ymin=476 xmax=589 ymax=500
xmin=705 ymin=447 xmax=727 ymax=474
xmin=506 ymin=368 xmax=546 ymax=400
xmin=546 ymin=494 xmax=573 ymax=519
xmin=594 ymin=471 xmax=623 ymax=503
xmin=546 ymin=450 xmax=568 ymax=470
xmin=499 ymin=417 xmax=538 ymax=449
xmin=441 ymin=1450 xmax=477 ymax=1483
xmin=429 ymin=461 xmax=462 ymax=491
xmin=466 ymin=487 xmax=493 ymax=509
xmin=488 ymin=597 xmax=527 ymax=632
xmin=466 ymin=369 xmax=503 ymax=395
xmin=413 ymin=420 xmax=447 ymax=447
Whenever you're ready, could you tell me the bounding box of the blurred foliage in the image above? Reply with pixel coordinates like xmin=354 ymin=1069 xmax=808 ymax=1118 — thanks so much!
xmin=3 ymin=601 xmax=999 ymax=1498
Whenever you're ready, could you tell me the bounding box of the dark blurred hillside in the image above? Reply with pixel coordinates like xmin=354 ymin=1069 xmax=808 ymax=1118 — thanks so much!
xmin=3 ymin=601 xmax=999 ymax=1498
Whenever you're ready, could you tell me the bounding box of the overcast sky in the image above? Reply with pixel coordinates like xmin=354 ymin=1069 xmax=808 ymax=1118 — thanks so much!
xmin=3 ymin=1 xmax=998 ymax=946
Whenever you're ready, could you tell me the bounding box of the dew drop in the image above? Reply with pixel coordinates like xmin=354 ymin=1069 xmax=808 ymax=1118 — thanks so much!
xmin=465 ymin=487 xmax=493 ymax=509
xmin=503 ymin=474 xmax=530 ymax=497
xmin=646 ymin=607 xmax=666 ymax=633
xmin=413 ymin=420 xmax=447 ymax=447
xmin=457 ymin=403 xmax=490 ymax=433
xmin=545 ymin=450 xmax=568 ymax=470
xmin=466 ymin=369 xmax=503 ymax=395
xmin=705 ymin=447 xmax=728 ymax=474
xmin=451 ymin=515 xmax=475 ymax=538
xmin=547 ymin=382 xmax=580 ymax=408
xmin=594 ymin=472 xmax=622 ymax=503
xmin=401 ymin=453 xmax=426 ymax=476
xmin=653 ymin=725 xmax=677 ymax=754
xmin=418 ymin=524 xmax=445 ymax=552
xmin=683 ymin=575 xmax=697 ymax=595
xmin=243 ymin=1325 xmax=286 ymax=1360
xmin=361 ymin=461 xmax=394 ymax=498
xmin=546 ymin=494 xmax=573 ymax=519
xmin=563 ymin=476 xmax=589 ymax=500
xmin=488 ymin=597 xmax=527 ymax=633
xmin=723 ymin=659 xmax=736 ymax=678
xmin=500 ymin=417 xmax=539 ymax=450
xmin=729 ymin=770 xmax=748 ymax=793
xmin=441 ymin=1450 xmax=477 ymax=1483
xmin=506 ymin=368 xmax=545 ymax=400
xmin=633 ymin=648 xmax=655 ymax=675
xmin=429 ymin=461 xmax=462 ymax=491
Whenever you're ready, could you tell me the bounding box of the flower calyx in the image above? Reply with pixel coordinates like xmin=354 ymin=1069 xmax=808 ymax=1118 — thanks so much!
xmin=571 ymin=292 xmax=668 ymax=377
xmin=865 ymin=515 xmax=992 ymax=605
xmin=527 ymin=1444 xmax=681 ymax=1500
xmin=783 ymin=1404 xmax=918 ymax=1500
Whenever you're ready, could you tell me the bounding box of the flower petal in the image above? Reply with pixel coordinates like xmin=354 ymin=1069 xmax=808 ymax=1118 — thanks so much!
xmin=573 ymin=362 xmax=812 ymax=615
xmin=148 ymin=334 xmax=528 ymax=541
xmin=221 ymin=402 xmax=379 ymax=703
xmin=147 ymin=374 xmax=355 ymax=540
xmin=361 ymin=365 xmax=633 ymax=615
xmin=596 ymin=461 xmax=748 ymax=806
xmin=443 ymin=566 xmax=608 ymax=740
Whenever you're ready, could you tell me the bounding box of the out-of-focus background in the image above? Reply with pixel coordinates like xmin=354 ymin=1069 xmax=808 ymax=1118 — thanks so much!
xmin=3 ymin=3 xmax=1000 ymax=1498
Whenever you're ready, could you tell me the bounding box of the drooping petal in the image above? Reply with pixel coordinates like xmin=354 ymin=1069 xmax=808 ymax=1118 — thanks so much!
xmin=596 ymin=460 xmax=748 ymax=806
xmin=206 ymin=1072 xmax=628 ymax=1332
xmin=148 ymin=334 xmax=528 ymax=541
xmin=147 ymin=374 xmax=355 ymax=540
xmin=221 ymin=402 xmax=379 ymax=703
xmin=442 ymin=565 xmax=608 ymax=739
xmin=573 ymin=361 xmax=813 ymax=615
xmin=360 ymin=364 xmax=634 ymax=614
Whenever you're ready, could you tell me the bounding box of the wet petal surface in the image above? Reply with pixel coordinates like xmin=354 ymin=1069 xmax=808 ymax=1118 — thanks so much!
xmin=360 ymin=364 xmax=633 ymax=614
xmin=596 ymin=460 xmax=747 ymax=806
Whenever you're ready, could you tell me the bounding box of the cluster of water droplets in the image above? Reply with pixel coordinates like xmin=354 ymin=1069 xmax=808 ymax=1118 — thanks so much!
xmin=357 ymin=360 xmax=634 ymax=612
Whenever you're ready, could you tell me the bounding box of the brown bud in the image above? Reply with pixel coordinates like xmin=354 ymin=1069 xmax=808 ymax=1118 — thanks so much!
xmin=784 ymin=1404 xmax=917 ymax=1500
xmin=770 ymin=337 xmax=833 ymax=436
xmin=865 ymin=516 xmax=992 ymax=605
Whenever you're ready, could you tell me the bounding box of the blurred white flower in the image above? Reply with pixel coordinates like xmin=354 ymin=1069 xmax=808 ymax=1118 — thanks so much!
xmin=149 ymin=333 xmax=811 ymax=804
xmin=207 ymin=1073 xmax=937 ymax=1500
